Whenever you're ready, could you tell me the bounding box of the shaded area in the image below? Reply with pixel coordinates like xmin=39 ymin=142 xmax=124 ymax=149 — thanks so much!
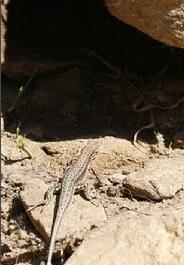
xmin=2 ymin=1 xmax=184 ymax=143
xmin=1 ymin=0 xmax=109 ymax=79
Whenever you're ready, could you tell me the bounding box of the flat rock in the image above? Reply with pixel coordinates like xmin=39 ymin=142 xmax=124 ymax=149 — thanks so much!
xmin=123 ymin=157 xmax=184 ymax=201
xmin=20 ymin=179 xmax=107 ymax=243
xmin=65 ymin=212 xmax=184 ymax=265
xmin=95 ymin=137 xmax=147 ymax=175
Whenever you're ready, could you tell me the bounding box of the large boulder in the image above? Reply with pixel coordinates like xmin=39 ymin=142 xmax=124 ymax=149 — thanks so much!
xmin=65 ymin=213 xmax=184 ymax=265
xmin=104 ymin=0 xmax=184 ymax=48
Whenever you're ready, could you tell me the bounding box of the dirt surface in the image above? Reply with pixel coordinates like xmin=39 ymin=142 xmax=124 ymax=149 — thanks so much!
xmin=1 ymin=23 xmax=184 ymax=265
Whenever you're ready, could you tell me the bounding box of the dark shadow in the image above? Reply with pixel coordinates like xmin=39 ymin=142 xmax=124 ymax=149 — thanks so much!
xmin=2 ymin=0 xmax=109 ymax=79
xmin=1 ymin=154 xmax=29 ymax=165
xmin=2 ymin=0 xmax=184 ymax=142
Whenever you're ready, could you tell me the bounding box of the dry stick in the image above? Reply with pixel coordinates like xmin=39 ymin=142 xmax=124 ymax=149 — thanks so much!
xmin=133 ymin=113 xmax=155 ymax=153
xmin=133 ymin=96 xmax=184 ymax=113
xmin=85 ymin=49 xmax=155 ymax=110
xmin=133 ymin=96 xmax=184 ymax=152
xmin=83 ymin=48 xmax=121 ymax=77
xmin=144 ymin=61 xmax=171 ymax=93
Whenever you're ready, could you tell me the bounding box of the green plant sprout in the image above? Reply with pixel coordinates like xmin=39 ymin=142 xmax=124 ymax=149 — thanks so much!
xmin=15 ymin=127 xmax=32 ymax=158
xmin=8 ymin=67 xmax=38 ymax=113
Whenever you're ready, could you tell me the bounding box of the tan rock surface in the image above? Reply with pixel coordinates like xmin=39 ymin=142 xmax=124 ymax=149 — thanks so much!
xmin=104 ymin=0 xmax=184 ymax=48
xmin=123 ymin=157 xmax=184 ymax=200
xmin=20 ymin=179 xmax=107 ymax=243
xmin=65 ymin=212 xmax=184 ymax=265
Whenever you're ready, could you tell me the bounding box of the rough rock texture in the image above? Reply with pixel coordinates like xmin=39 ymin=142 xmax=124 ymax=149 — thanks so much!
xmin=2 ymin=126 xmax=184 ymax=264
xmin=123 ymin=157 xmax=184 ymax=200
xmin=65 ymin=212 xmax=184 ymax=265
xmin=20 ymin=179 xmax=107 ymax=242
xmin=104 ymin=0 xmax=184 ymax=48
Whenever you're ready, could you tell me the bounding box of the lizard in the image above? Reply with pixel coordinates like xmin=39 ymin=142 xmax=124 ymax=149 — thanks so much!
xmin=28 ymin=140 xmax=99 ymax=265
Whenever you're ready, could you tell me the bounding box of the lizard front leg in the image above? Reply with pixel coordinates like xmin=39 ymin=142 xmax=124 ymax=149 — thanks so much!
xmin=27 ymin=183 xmax=62 ymax=212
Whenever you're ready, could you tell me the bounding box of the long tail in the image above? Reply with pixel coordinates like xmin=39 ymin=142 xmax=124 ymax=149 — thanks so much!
xmin=46 ymin=207 xmax=65 ymax=265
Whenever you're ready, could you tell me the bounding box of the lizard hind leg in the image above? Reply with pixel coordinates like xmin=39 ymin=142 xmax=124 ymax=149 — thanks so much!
xmin=75 ymin=180 xmax=99 ymax=207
